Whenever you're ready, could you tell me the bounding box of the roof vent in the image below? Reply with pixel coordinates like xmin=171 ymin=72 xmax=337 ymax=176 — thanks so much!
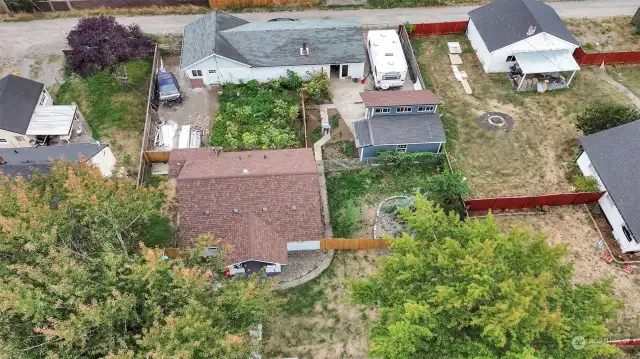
xmin=372 ymin=42 xmax=379 ymax=46
xmin=388 ymin=61 xmax=394 ymax=65
xmin=262 ymin=207 xmax=268 ymax=212
xmin=243 ymin=169 xmax=249 ymax=175
xmin=380 ymin=32 xmax=386 ymax=37
xmin=526 ymin=24 xmax=536 ymax=36
xmin=203 ymin=209 xmax=210 ymax=215
xmin=385 ymin=52 xmax=393 ymax=56
xmin=232 ymin=208 xmax=240 ymax=214
xmin=300 ymin=42 xmax=309 ymax=56
xmin=291 ymin=205 xmax=297 ymax=210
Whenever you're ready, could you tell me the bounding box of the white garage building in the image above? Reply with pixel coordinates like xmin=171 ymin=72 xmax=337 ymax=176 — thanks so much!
xmin=467 ymin=0 xmax=581 ymax=90
xmin=578 ymin=121 xmax=640 ymax=253
xmin=180 ymin=12 xmax=366 ymax=88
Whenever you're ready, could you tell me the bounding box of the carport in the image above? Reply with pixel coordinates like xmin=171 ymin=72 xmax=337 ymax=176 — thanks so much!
xmin=511 ymin=50 xmax=580 ymax=91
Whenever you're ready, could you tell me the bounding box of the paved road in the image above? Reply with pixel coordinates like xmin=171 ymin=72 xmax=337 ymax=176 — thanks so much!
xmin=0 ymin=0 xmax=637 ymax=76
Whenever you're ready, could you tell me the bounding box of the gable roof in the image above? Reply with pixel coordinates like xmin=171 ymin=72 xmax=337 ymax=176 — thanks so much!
xmin=0 ymin=74 xmax=44 ymax=134
xmin=181 ymin=13 xmax=366 ymax=69
xmin=468 ymin=0 xmax=579 ymax=52
xmin=359 ymin=90 xmax=441 ymax=108
xmin=0 ymin=143 xmax=107 ymax=179
xmin=580 ymin=120 xmax=640 ymax=242
xmin=172 ymin=148 xmax=324 ymax=265
xmin=180 ymin=12 xmax=249 ymax=69
xmin=354 ymin=114 xmax=447 ymax=148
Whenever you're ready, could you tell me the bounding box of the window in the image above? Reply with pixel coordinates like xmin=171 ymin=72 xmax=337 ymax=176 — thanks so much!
xmin=39 ymin=93 xmax=47 ymax=105
xmin=382 ymin=73 xmax=401 ymax=80
xmin=396 ymin=144 xmax=408 ymax=152
xmin=396 ymin=107 xmax=412 ymax=113
xmin=14 ymin=136 xmax=25 ymax=142
xmin=0 ymin=139 xmax=6 ymax=143
xmin=622 ymin=225 xmax=637 ymax=243
xmin=208 ymin=70 xmax=216 ymax=74
xmin=373 ymin=107 xmax=391 ymax=114
xmin=506 ymin=55 xmax=516 ymax=62
xmin=191 ymin=70 xmax=202 ymax=77
xmin=417 ymin=105 xmax=435 ymax=112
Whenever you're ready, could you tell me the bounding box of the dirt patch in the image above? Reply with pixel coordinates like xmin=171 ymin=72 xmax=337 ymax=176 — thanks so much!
xmin=264 ymin=250 xmax=384 ymax=359
xmin=566 ymin=16 xmax=640 ymax=52
xmin=414 ymin=35 xmax=628 ymax=198
xmin=496 ymin=207 xmax=640 ymax=338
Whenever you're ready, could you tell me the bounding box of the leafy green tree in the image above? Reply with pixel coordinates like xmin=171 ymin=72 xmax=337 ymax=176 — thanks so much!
xmin=0 ymin=162 xmax=278 ymax=358
xmin=349 ymin=195 xmax=623 ymax=359
xmin=303 ymin=71 xmax=332 ymax=104
xmin=422 ymin=169 xmax=470 ymax=214
xmin=575 ymin=102 xmax=639 ymax=135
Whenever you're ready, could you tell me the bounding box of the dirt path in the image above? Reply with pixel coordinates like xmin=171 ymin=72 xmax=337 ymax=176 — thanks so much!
xmin=594 ymin=68 xmax=640 ymax=109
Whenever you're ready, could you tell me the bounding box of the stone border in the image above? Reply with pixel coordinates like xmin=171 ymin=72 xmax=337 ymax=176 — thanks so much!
xmin=374 ymin=196 xmax=410 ymax=239
xmin=475 ymin=111 xmax=515 ymax=132
xmin=276 ymin=249 xmax=335 ymax=290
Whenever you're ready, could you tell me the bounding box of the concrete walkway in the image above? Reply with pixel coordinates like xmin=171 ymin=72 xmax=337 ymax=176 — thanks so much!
xmin=594 ymin=68 xmax=640 ymax=110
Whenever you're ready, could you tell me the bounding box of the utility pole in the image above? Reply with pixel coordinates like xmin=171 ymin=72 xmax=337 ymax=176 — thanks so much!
xmin=0 ymin=0 xmax=11 ymax=15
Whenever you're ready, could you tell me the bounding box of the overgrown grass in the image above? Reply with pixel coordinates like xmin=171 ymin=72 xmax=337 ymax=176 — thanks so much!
xmin=607 ymin=65 xmax=640 ymax=97
xmin=56 ymin=59 xmax=152 ymax=140
xmin=326 ymin=161 xmax=443 ymax=238
xmin=141 ymin=214 xmax=177 ymax=248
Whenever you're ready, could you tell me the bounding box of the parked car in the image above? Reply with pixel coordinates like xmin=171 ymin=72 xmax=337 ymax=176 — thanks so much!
xmin=267 ymin=18 xmax=298 ymax=22
xmin=157 ymin=71 xmax=182 ymax=105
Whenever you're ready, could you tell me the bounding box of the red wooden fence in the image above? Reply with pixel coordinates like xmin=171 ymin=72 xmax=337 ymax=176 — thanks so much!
xmin=409 ymin=21 xmax=468 ymax=36
xmin=573 ymin=47 xmax=640 ymax=66
xmin=465 ymin=192 xmax=605 ymax=212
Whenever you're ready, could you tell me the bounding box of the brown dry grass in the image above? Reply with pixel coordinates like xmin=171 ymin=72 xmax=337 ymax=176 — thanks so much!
xmin=264 ymin=250 xmax=383 ymax=359
xmin=0 ymin=5 xmax=209 ymax=22
xmin=496 ymin=207 xmax=640 ymax=338
xmin=100 ymin=128 xmax=142 ymax=174
xmin=414 ymin=34 xmax=628 ymax=198
xmin=565 ymin=16 xmax=640 ymax=52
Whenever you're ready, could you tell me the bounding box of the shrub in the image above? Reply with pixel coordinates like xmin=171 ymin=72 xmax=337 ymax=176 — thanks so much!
xmin=66 ymin=16 xmax=155 ymax=77
xmin=376 ymin=151 xmax=442 ymax=173
xmin=575 ymin=102 xmax=640 ymax=135
xmin=303 ymin=71 xmax=331 ymax=104
xmin=404 ymin=22 xmax=415 ymax=34
xmin=421 ymin=170 xmax=470 ymax=215
xmin=329 ymin=114 xmax=340 ymax=130
xmin=573 ymin=175 xmax=601 ymax=192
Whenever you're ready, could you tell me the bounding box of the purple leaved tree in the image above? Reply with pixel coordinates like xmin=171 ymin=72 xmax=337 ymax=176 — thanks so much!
xmin=66 ymin=16 xmax=155 ymax=77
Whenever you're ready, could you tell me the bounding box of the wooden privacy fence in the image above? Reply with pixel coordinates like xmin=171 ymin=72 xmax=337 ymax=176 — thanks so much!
xmin=398 ymin=24 xmax=426 ymax=89
xmin=143 ymin=151 xmax=171 ymax=164
xmin=465 ymin=191 xmax=605 ymax=212
xmin=136 ymin=45 xmax=160 ymax=188
xmin=320 ymin=239 xmax=388 ymax=250
xmin=409 ymin=21 xmax=468 ymax=36
xmin=209 ymin=0 xmax=315 ymax=8
xmin=573 ymin=47 xmax=640 ymax=66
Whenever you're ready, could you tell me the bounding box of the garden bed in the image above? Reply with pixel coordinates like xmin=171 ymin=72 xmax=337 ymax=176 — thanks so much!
xmin=56 ymin=59 xmax=152 ymax=173
xmin=413 ymin=34 xmax=628 ymax=198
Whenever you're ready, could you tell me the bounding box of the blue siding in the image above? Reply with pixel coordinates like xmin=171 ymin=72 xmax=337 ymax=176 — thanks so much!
xmin=368 ymin=104 xmax=437 ymax=118
xmin=361 ymin=142 xmax=443 ymax=159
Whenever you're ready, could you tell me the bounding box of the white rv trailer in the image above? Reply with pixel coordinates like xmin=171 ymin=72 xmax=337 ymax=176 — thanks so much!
xmin=366 ymin=30 xmax=408 ymax=90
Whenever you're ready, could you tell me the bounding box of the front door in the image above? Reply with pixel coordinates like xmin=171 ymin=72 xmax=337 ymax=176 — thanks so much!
xmin=341 ymin=64 xmax=349 ymax=78
xmin=205 ymin=69 xmax=220 ymax=85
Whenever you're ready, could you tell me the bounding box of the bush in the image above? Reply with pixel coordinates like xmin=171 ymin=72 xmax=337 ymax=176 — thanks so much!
xmin=575 ymin=102 xmax=640 ymax=135
xmin=329 ymin=114 xmax=340 ymax=130
xmin=573 ymin=175 xmax=601 ymax=192
xmin=421 ymin=170 xmax=470 ymax=215
xmin=404 ymin=22 xmax=415 ymax=34
xmin=66 ymin=16 xmax=155 ymax=77
xmin=210 ymin=74 xmax=301 ymax=151
xmin=303 ymin=71 xmax=331 ymax=104
xmin=376 ymin=151 xmax=442 ymax=173
xmin=5 ymin=0 xmax=36 ymax=12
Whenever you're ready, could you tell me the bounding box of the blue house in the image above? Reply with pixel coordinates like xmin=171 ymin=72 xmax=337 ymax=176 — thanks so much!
xmin=360 ymin=90 xmax=441 ymax=119
xmin=354 ymin=90 xmax=446 ymax=160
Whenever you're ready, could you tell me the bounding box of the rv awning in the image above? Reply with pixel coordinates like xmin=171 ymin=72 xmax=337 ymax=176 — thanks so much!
xmin=26 ymin=105 xmax=76 ymax=136
xmin=514 ymin=50 xmax=580 ymax=74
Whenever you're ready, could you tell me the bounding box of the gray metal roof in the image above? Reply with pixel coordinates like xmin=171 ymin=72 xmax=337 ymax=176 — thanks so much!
xmin=468 ymin=0 xmax=579 ymax=52
xmin=0 ymin=143 xmax=107 ymax=179
xmin=0 ymin=74 xmax=43 ymax=134
xmin=354 ymin=120 xmax=372 ymax=148
xmin=181 ymin=14 xmax=366 ymax=68
xmin=580 ymin=120 xmax=640 ymax=242
xmin=353 ymin=114 xmax=446 ymax=148
xmin=180 ymin=12 xmax=249 ymax=69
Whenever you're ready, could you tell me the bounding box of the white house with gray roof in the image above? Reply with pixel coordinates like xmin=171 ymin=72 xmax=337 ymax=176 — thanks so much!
xmin=180 ymin=12 xmax=366 ymax=87
xmin=577 ymin=121 xmax=640 ymax=253
xmin=467 ymin=0 xmax=580 ymax=89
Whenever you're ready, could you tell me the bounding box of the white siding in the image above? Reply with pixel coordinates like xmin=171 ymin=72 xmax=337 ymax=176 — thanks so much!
xmin=468 ymin=26 xmax=580 ymax=74
xmin=0 ymin=130 xmax=34 ymax=148
xmin=89 ymin=146 xmax=117 ymax=176
xmin=185 ymin=55 xmax=365 ymax=85
xmin=37 ymin=89 xmax=54 ymax=107
xmin=287 ymin=241 xmax=321 ymax=251
xmin=577 ymin=152 xmax=640 ymax=252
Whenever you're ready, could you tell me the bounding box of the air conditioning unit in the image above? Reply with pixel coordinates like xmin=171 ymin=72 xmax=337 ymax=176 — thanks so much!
xmin=203 ymin=246 xmax=219 ymax=257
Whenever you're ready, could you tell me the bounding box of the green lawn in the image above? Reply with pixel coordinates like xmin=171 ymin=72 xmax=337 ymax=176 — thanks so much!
xmin=56 ymin=59 xmax=153 ymax=171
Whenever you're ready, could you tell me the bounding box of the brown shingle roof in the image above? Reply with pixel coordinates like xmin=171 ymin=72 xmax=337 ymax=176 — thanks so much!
xmin=359 ymin=90 xmax=441 ymax=107
xmin=174 ymin=148 xmax=324 ymax=265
